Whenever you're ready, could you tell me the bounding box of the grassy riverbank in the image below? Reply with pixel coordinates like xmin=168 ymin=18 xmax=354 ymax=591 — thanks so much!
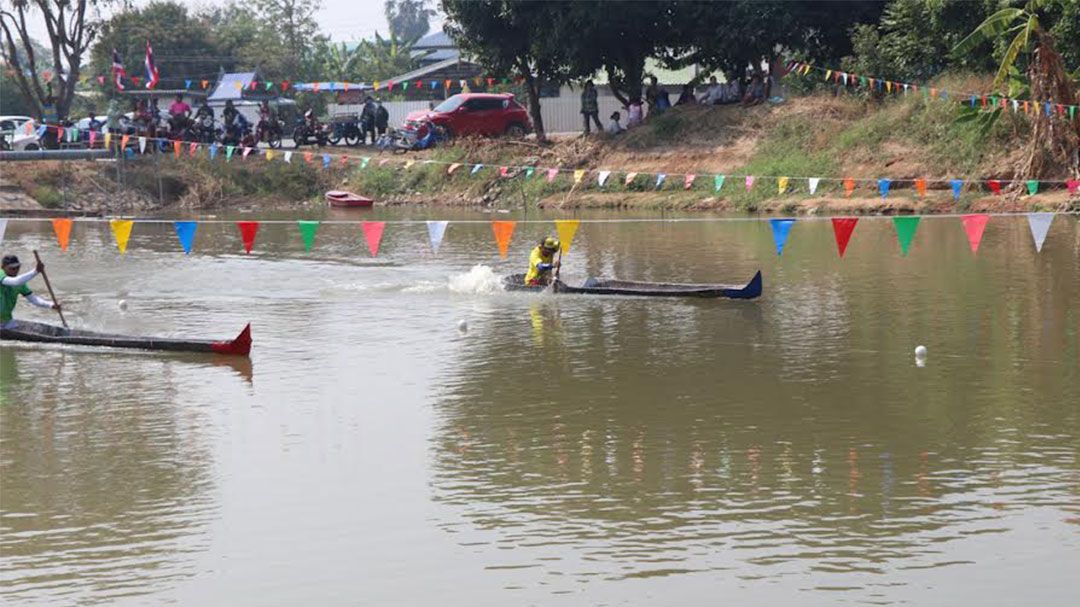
xmin=5 ymin=74 xmax=1078 ymax=215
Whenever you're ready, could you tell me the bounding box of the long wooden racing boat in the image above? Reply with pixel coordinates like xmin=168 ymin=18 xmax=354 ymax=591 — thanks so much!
xmin=502 ymin=270 xmax=762 ymax=299
xmin=0 ymin=320 xmax=252 ymax=356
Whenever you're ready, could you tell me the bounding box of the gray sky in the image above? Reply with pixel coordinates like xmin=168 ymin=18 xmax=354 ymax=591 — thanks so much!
xmin=25 ymin=0 xmax=443 ymax=44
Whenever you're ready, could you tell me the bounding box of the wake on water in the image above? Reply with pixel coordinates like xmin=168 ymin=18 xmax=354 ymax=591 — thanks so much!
xmin=447 ymin=265 xmax=505 ymax=294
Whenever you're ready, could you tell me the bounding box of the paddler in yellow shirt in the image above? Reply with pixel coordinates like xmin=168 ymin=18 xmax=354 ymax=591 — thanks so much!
xmin=524 ymin=237 xmax=561 ymax=286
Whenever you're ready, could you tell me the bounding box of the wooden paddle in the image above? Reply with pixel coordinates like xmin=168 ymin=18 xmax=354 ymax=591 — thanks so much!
xmin=550 ymin=247 xmax=563 ymax=294
xmin=32 ymin=250 xmax=67 ymax=328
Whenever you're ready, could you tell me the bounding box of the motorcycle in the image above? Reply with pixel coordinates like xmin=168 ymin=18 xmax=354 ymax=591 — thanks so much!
xmin=193 ymin=114 xmax=218 ymax=144
xmin=326 ymin=115 xmax=361 ymax=147
xmin=256 ymin=117 xmax=283 ymax=149
xmin=292 ymin=120 xmax=328 ymax=148
xmin=384 ymin=121 xmax=448 ymax=153
xmin=222 ymin=119 xmax=256 ymax=149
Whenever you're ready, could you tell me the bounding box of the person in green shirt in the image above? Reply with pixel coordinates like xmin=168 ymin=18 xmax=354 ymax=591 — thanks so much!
xmin=2 ymin=255 xmax=59 ymax=329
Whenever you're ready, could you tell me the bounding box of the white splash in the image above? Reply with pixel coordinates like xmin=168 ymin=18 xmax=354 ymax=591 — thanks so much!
xmin=448 ymin=265 xmax=504 ymax=294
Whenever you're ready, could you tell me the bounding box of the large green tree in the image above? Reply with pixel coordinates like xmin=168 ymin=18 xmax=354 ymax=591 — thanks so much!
xmin=443 ymin=0 xmax=570 ymax=141
xmin=385 ymin=0 xmax=434 ymax=43
xmin=2 ymin=0 xmax=105 ymax=120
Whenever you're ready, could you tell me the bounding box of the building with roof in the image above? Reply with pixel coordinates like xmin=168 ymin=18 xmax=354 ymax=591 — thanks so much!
xmin=411 ymin=31 xmax=459 ymax=65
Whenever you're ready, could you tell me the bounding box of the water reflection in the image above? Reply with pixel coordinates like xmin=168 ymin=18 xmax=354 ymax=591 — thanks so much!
xmin=0 ymin=347 xmax=217 ymax=605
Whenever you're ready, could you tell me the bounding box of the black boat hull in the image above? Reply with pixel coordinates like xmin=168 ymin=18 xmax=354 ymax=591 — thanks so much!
xmin=502 ymin=270 xmax=762 ymax=299
xmin=0 ymin=320 xmax=252 ymax=356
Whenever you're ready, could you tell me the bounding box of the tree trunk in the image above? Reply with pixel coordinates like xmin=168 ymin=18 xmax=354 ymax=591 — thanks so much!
xmin=517 ymin=58 xmax=546 ymax=143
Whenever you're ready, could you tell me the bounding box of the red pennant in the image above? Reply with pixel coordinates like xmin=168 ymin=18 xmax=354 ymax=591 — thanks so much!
xmin=340 ymin=155 xmax=349 ymax=166
xmin=97 ymin=75 xmax=105 ymax=85
xmin=499 ymin=166 xmax=509 ymax=177
xmin=236 ymin=221 xmax=259 ymax=254
xmin=281 ymin=80 xmax=291 ymax=91
xmin=415 ymin=81 xmax=422 ymax=89
xmin=362 ymin=221 xmax=385 ymax=256
xmin=987 ymin=180 xmax=1003 ymax=195
xmin=1067 ymin=180 xmax=1080 ymax=195
xmin=961 ymin=214 xmax=990 ymax=253
xmin=980 ymin=95 xmax=987 ymax=107
xmin=304 ymin=152 xmax=313 ymax=164
xmin=189 ymin=142 xmax=198 ymax=157
xmin=831 ymin=217 xmax=859 ymax=258
xmin=486 ymin=77 xmax=494 ymax=87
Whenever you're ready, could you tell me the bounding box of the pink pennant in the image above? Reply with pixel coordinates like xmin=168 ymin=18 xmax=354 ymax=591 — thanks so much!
xmin=684 ymin=174 xmax=696 ymax=190
xmin=499 ymin=166 xmax=509 ymax=177
xmin=1066 ymin=180 xmax=1079 ymax=195
xmin=189 ymin=142 xmax=199 ymax=157
xmin=745 ymin=176 xmax=755 ymax=191
xmin=961 ymin=214 xmax=990 ymax=253
xmin=362 ymin=221 xmax=385 ymax=257
xmin=546 ymin=168 xmax=559 ymax=183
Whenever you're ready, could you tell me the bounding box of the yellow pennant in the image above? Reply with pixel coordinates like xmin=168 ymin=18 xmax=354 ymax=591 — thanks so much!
xmin=554 ymin=220 xmax=580 ymax=254
xmin=373 ymin=80 xmax=380 ymax=90
xmin=778 ymin=176 xmax=789 ymax=194
xmin=404 ymin=159 xmax=415 ymax=170
xmin=266 ymin=149 xmax=275 ymax=161
xmin=825 ymin=70 xmax=832 ymax=81
xmin=110 ymin=219 xmax=134 ymax=254
xmin=104 ymin=132 xmax=112 ymax=148
xmin=573 ymin=169 xmax=585 ymax=184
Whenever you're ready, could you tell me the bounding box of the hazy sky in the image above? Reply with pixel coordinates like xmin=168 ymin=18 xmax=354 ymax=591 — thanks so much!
xmin=25 ymin=0 xmax=443 ymax=44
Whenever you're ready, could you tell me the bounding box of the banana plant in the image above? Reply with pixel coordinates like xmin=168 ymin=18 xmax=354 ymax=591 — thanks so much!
xmin=953 ymin=0 xmax=1050 ymax=91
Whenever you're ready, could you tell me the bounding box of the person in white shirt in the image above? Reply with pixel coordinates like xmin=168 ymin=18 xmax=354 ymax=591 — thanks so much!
xmin=606 ymin=111 xmax=625 ymax=135
xmin=699 ymin=76 xmax=724 ymax=105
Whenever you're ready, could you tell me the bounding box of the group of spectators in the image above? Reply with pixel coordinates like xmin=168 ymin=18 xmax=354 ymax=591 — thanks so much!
xmin=359 ymin=97 xmax=391 ymax=145
xmin=580 ymin=71 xmax=774 ymax=136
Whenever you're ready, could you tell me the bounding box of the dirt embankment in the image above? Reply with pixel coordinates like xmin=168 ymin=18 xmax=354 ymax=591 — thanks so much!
xmin=3 ymin=85 xmax=1078 ymax=215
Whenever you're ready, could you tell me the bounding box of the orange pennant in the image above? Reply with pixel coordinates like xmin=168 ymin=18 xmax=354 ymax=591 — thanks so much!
xmin=173 ymin=140 xmax=182 ymax=158
xmin=843 ymin=177 xmax=855 ymax=197
xmin=491 ymin=221 xmax=515 ymax=258
xmin=120 ymin=134 xmax=130 ymax=149
xmin=304 ymin=152 xmax=313 ymax=164
xmin=914 ymin=178 xmax=927 ymax=197
xmin=51 ymin=218 xmax=73 ymax=251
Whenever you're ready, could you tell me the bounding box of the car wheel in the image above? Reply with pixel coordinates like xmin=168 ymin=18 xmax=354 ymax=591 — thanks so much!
xmin=505 ymin=123 xmax=526 ymax=138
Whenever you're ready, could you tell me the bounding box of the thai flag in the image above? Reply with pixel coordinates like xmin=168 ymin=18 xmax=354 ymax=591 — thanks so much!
xmin=144 ymin=40 xmax=159 ymax=89
xmin=111 ymin=49 xmax=126 ymax=90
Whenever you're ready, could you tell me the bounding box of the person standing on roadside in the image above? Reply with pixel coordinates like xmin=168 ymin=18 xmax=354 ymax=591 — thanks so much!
xmin=374 ymin=100 xmax=389 ymax=139
xmin=580 ymin=80 xmax=602 ymax=135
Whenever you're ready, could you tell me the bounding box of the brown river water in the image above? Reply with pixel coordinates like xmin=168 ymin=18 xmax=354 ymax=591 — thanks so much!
xmin=1 ymin=209 xmax=1078 ymax=605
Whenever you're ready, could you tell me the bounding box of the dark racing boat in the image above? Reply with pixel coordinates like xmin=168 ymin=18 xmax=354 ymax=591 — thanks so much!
xmin=0 ymin=321 xmax=252 ymax=356
xmin=502 ymin=270 xmax=762 ymax=299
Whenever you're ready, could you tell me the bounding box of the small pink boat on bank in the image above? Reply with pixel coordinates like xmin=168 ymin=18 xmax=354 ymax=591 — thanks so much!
xmin=325 ymin=190 xmax=374 ymax=208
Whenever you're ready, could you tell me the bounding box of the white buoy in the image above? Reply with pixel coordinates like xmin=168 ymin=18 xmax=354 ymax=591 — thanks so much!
xmin=457 ymin=319 xmax=468 ymax=333
xmin=118 ymin=299 xmax=128 ymax=311
xmin=914 ymin=345 xmax=927 ymax=358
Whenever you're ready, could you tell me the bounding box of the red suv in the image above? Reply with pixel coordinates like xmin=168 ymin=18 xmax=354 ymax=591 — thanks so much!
xmin=403 ymin=93 xmax=531 ymax=138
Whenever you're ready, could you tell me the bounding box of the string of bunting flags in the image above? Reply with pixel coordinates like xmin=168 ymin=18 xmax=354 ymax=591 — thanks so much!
xmin=0 ymin=213 xmax=1068 ymax=258
xmin=784 ymin=60 xmax=1080 ymax=122
xmin=28 ymin=123 xmax=1080 ymax=199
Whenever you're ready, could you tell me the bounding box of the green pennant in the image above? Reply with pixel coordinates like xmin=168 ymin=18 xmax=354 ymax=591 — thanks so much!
xmin=1026 ymin=179 xmax=1039 ymax=195
xmin=525 ymin=167 xmax=534 ymax=178
xmin=225 ymin=145 xmax=235 ymax=161
xmin=298 ymin=220 xmax=319 ymax=251
xmin=265 ymin=81 xmax=274 ymax=91
xmin=892 ymin=216 xmax=921 ymax=256
xmin=990 ymin=95 xmax=997 ymax=106
xmin=361 ymin=157 xmax=370 ymax=169
xmin=1071 ymin=105 xmax=1076 ymax=120
xmin=714 ymin=175 xmax=725 ymax=192
xmin=859 ymin=76 xmax=867 ymax=87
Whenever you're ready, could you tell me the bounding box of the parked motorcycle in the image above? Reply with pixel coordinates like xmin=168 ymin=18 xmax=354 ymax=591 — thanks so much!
xmin=292 ymin=120 xmax=328 ymax=147
xmin=326 ymin=115 xmax=361 ymax=147
xmin=194 ymin=114 xmax=218 ymax=144
xmin=256 ymin=117 xmax=283 ymax=149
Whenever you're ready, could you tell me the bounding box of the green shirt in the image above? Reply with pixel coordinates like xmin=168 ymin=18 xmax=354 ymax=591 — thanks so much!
xmin=1 ymin=282 xmax=32 ymax=323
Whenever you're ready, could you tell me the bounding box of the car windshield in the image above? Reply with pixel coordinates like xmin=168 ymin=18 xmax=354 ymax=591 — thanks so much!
xmin=432 ymin=96 xmax=466 ymax=113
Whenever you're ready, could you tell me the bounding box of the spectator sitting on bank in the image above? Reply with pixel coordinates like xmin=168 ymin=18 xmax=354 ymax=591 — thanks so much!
xmin=698 ymin=76 xmax=723 ymax=105
xmin=742 ymin=74 xmax=765 ymax=106
xmin=626 ymin=100 xmax=643 ymax=127
xmin=580 ymin=79 xmax=602 ymax=135
xmin=606 ymin=111 xmax=625 ymax=135
xmin=676 ymin=84 xmax=697 ymax=106
xmin=726 ymin=77 xmax=744 ymax=104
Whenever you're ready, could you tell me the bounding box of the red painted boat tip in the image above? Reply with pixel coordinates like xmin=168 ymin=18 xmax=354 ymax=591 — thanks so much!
xmin=211 ymin=323 xmax=252 ymax=356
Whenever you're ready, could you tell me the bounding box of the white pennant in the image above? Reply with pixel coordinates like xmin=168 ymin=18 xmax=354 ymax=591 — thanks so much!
xmin=284 ymin=151 xmax=293 ymax=164
xmin=427 ymin=220 xmax=448 ymax=254
xmin=808 ymin=178 xmax=821 ymax=195
xmin=0 ymin=218 xmax=7 ymax=243
xmin=138 ymin=136 xmax=147 ymax=153
xmin=598 ymin=170 xmax=611 ymax=187
xmin=1027 ymin=213 xmax=1054 ymax=252
xmin=1012 ymin=99 xmax=1019 ymax=113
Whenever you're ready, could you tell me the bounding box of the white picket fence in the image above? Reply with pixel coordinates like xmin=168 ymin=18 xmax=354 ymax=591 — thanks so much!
xmin=329 ymin=94 xmax=627 ymax=135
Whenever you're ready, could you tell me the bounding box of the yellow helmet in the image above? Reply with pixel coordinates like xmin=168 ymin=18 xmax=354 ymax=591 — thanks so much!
xmin=542 ymin=237 xmax=561 ymax=251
